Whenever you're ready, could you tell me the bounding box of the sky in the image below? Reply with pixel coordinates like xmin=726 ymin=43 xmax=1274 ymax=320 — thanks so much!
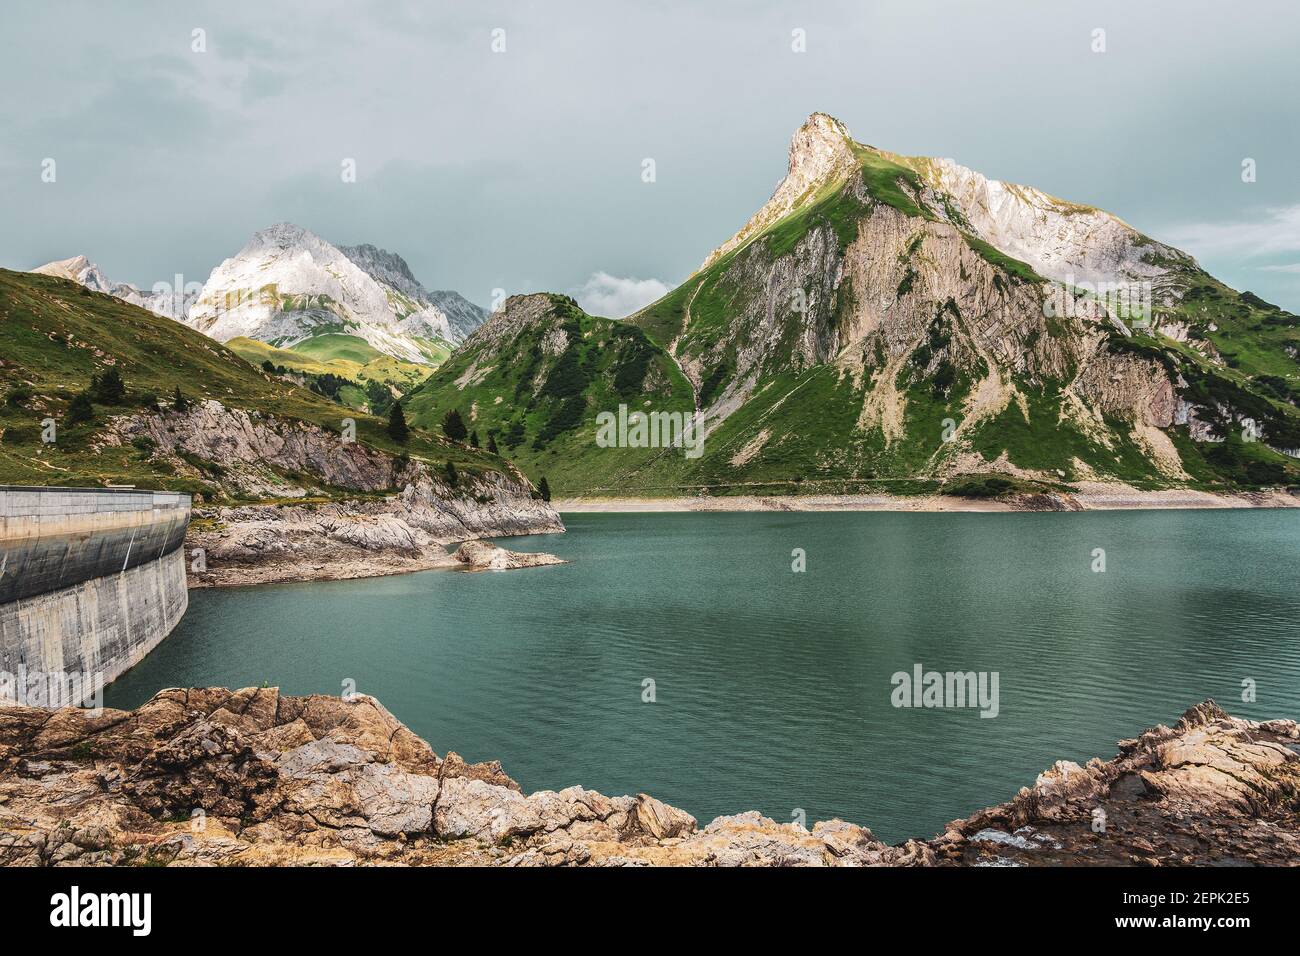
xmin=2 ymin=0 xmax=1299 ymax=315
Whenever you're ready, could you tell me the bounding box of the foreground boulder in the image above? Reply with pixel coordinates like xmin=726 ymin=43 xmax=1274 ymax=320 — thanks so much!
xmin=0 ymin=692 xmax=1295 ymax=866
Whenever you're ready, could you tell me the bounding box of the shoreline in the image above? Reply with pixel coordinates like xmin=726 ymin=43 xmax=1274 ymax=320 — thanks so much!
xmin=186 ymin=549 xmax=461 ymax=589
xmin=3 ymin=692 xmax=1294 ymax=866
xmin=555 ymin=487 xmax=1300 ymax=513
xmin=187 ymin=486 xmax=1297 ymax=589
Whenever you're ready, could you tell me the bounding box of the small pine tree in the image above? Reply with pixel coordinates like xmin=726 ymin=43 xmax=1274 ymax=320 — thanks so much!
xmin=388 ymin=401 xmax=409 ymax=444
xmin=469 ymin=430 xmax=479 ymax=448
xmin=92 ymin=367 xmax=126 ymax=404
xmin=171 ymin=386 xmax=189 ymax=412
xmin=538 ymin=476 xmax=551 ymax=502
xmin=444 ymin=459 xmax=459 ymax=487
xmin=487 ymin=433 xmax=499 ymax=455
xmin=261 ymin=359 xmax=276 ymax=373
xmin=67 ymin=392 xmax=94 ymax=426
xmin=442 ymin=408 xmax=468 ymax=442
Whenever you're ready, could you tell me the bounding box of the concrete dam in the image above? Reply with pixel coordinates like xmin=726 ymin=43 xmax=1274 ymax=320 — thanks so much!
xmin=0 ymin=487 xmax=190 ymax=700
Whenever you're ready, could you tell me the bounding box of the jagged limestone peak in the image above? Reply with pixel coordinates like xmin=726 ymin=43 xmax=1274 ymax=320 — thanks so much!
xmin=787 ymin=112 xmax=856 ymax=181
xmin=700 ymin=111 xmax=1198 ymax=292
xmin=32 ymin=254 xmax=97 ymax=282
xmin=700 ymin=112 xmax=860 ymax=270
xmin=187 ymin=222 xmax=486 ymax=358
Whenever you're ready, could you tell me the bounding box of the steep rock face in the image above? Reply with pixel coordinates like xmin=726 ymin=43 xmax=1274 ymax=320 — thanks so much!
xmin=116 ymin=399 xmax=412 ymax=495
xmin=0 ymin=692 xmax=1294 ymax=867
xmin=896 ymin=155 xmax=1197 ymax=291
xmin=683 ymin=199 xmax=1094 ymax=437
xmin=660 ymin=173 xmax=1184 ymax=482
xmin=187 ymin=223 xmax=483 ymax=362
xmin=338 ymin=243 xmax=484 ymax=343
xmin=31 ymin=256 xmax=196 ymax=320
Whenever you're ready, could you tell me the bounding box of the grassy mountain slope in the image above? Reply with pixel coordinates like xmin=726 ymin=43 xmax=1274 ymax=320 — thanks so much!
xmin=225 ymin=334 xmax=436 ymax=400
xmin=616 ymin=122 xmax=1300 ymax=497
xmin=403 ymin=294 xmax=696 ymax=489
xmin=0 ymin=269 xmax=509 ymax=498
xmin=625 ymin=223 xmax=1299 ymax=494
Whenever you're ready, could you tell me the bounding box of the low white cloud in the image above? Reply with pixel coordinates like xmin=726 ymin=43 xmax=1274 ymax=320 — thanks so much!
xmin=573 ymin=272 xmax=669 ymax=318
xmin=1164 ymin=204 xmax=1300 ymax=260
xmin=1256 ymin=262 xmax=1300 ymax=274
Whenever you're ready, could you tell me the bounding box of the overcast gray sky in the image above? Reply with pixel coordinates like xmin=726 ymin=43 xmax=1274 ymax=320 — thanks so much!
xmin=2 ymin=0 xmax=1298 ymax=313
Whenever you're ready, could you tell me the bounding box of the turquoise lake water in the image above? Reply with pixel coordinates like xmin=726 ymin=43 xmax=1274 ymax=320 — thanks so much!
xmin=103 ymin=510 xmax=1300 ymax=843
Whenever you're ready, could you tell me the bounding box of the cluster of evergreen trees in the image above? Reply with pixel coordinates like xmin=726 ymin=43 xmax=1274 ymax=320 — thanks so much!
xmin=439 ymin=407 xmax=548 ymax=498
xmin=62 ymin=367 xmax=192 ymax=426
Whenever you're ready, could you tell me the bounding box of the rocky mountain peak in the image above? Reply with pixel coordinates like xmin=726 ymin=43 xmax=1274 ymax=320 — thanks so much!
xmin=701 ymin=112 xmax=860 ymax=269
xmin=339 ymin=242 xmax=422 ymax=298
xmin=787 ymin=112 xmax=856 ymax=181
xmin=187 ymin=223 xmax=486 ymax=358
xmin=249 ymin=221 xmax=321 ymax=249
xmin=33 ymin=255 xmax=107 ymax=288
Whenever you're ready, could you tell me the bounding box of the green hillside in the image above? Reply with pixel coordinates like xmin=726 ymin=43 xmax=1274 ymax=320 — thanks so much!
xmin=403 ymin=294 xmax=696 ymax=489
xmin=225 ymin=334 xmax=435 ymax=410
xmin=0 ymin=269 xmax=505 ymax=497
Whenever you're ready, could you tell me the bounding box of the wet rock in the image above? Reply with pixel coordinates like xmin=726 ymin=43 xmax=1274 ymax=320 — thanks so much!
xmin=452 ymin=540 xmax=566 ymax=571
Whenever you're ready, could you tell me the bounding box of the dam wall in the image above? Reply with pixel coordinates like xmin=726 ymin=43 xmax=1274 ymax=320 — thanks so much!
xmin=0 ymin=487 xmax=191 ymax=697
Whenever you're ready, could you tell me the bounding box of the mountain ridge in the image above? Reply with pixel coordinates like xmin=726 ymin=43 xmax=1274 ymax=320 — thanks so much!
xmin=31 ymin=255 xmax=196 ymax=321
xmin=32 ymin=223 xmax=487 ymax=367
xmin=407 ymin=112 xmax=1299 ymax=497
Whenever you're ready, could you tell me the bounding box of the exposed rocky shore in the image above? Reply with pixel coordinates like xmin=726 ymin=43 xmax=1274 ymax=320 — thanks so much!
xmin=555 ymin=486 xmax=1300 ymax=513
xmin=187 ymin=485 xmax=563 ymax=587
xmin=105 ymin=400 xmax=565 ymax=587
xmin=0 ymin=692 xmax=1295 ymax=866
xmin=452 ymin=540 xmax=566 ymax=572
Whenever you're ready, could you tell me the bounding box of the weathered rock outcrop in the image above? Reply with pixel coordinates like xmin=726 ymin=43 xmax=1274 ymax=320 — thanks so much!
xmin=0 ymin=693 xmax=1294 ymax=867
xmin=103 ymin=400 xmax=564 ymax=586
xmin=187 ymin=484 xmax=563 ymax=587
xmin=452 ymin=540 xmax=566 ymax=572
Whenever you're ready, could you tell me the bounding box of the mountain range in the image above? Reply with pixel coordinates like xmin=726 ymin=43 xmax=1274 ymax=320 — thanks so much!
xmin=404 ymin=113 xmax=1300 ymax=497
xmin=32 ymin=255 xmax=197 ymax=321
xmin=32 ymin=223 xmax=487 ymax=369
xmin=16 ymin=112 xmax=1300 ymax=500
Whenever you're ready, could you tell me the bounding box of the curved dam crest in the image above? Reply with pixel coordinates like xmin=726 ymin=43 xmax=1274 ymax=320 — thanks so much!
xmin=0 ymin=487 xmax=191 ymax=698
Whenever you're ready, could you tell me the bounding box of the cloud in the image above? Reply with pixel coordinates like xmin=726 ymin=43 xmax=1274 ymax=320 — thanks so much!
xmin=1256 ymin=262 xmax=1300 ymax=274
xmin=1164 ymin=204 xmax=1300 ymax=260
xmin=573 ymin=272 xmax=669 ymax=318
